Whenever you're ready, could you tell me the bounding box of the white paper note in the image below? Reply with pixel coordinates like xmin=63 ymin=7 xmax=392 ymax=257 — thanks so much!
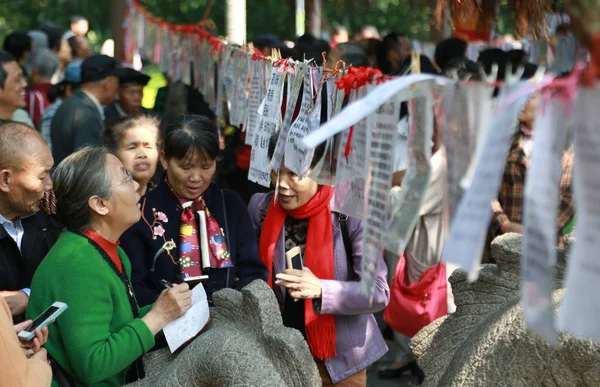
xmin=286 ymin=67 xmax=322 ymax=175
xmin=270 ymin=62 xmax=305 ymax=172
xmin=244 ymin=59 xmax=265 ymax=146
xmin=361 ymin=95 xmax=401 ymax=298
xmin=442 ymin=82 xmax=471 ymax=220
xmin=333 ymin=87 xmax=369 ymax=219
xmin=302 ymin=74 xmax=443 ymax=149
xmin=558 ymin=87 xmax=600 ymax=340
xmin=522 ymin=96 xmax=570 ymax=343
xmin=381 ymin=84 xmax=434 ymax=255
xmin=441 ymin=83 xmax=534 ymax=280
xmin=248 ymin=67 xmax=286 ymax=187
xmin=163 ymin=284 xmax=210 ymax=353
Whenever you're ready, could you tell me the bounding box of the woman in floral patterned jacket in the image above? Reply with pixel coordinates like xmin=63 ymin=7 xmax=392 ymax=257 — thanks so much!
xmin=120 ymin=115 xmax=268 ymax=307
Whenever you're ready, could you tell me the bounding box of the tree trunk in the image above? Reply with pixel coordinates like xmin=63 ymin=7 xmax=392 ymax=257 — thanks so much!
xmin=296 ymin=0 xmax=306 ymax=37
xmin=430 ymin=0 xmax=452 ymax=42
xmin=305 ymin=0 xmax=321 ymax=38
xmin=226 ymin=0 xmax=246 ymax=45
xmin=110 ymin=0 xmax=124 ymax=61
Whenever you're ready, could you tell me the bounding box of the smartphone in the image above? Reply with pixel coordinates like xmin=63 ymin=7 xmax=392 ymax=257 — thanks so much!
xmin=286 ymin=246 xmax=303 ymax=271
xmin=183 ymin=275 xmax=210 ymax=288
xmin=18 ymin=302 xmax=68 ymax=341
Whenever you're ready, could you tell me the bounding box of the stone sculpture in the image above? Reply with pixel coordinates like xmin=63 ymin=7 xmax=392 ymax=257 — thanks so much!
xmin=128 ymin=280 xmax=321 ymax=387
xmin=411 ymin=232 xmax=600 ymax=386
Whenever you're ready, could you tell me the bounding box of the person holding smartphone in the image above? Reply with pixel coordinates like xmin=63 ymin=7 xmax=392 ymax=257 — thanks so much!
xmin=248 ymin=133 xmax=390 ymax=387
xmin=27 ymin=147 xmax=193 ymax=387
xmin=0 ymin=296 xmax=51 ymax=387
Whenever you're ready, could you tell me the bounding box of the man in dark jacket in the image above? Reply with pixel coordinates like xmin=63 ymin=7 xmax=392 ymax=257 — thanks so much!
xmin=0 ymin=122 xmax=62 ymax=321
xmin=50 ymin=54 xmax=119 ymax=164
xmin=104 ymin=67 xmax=154 ymax=128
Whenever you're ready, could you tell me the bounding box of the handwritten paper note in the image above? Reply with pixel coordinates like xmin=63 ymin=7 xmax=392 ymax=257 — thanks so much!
xmin=442 ymin=82 xmax=471 ymax=220
xmin=441 ymin=83 xmax=534 ymax=280
xmin=381 ymin=84 xmax=434 ymax=256
xmin=215 ymin=46 xmax=233 ymax=125
xmin=558 ymin=87 xmax=600 ymax=340
xmin=361 ymin=95 xmax=401 ymax=298
xmin=522 ymin=96 xmax=570 ymax=342
xmin=460 ymin=83 xmax=495 ymax=190
xmin=302 ymin=74 xmax=441 ymax=149
xmin=163 ymin=284 xmax=210 ymax=353
xmin=311 ymin=77 xmax=345 ymax=186
xmin=248 ymin=66 xmax=286 ymax=187
xmin=270 ymin=62 xmax=305 ymax=172
xmin=244 ymin=60 xmax=266 ymax=146
xmin=286 ymin=67 xmax=322 ymax=176
xmin=334 ymin=87 xmax=369 ymax=219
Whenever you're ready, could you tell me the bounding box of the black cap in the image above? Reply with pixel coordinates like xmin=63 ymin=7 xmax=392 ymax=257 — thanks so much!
xmin=115 ymin=67 xmax=151 ymax=87
xmin=80 ymin=55 xmax=119 ymax=83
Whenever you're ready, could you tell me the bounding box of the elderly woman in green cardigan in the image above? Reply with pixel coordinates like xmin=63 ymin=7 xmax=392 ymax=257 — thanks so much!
xmin=27 ymin=147 xmax=193 ymax=387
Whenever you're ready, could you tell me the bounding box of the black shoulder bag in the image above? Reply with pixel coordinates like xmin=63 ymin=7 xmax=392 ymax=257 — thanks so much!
xmin=337 ymin=214 xmax=356 ymax=279
xmin=220 ymin=189 xmax=232 ymax=289
xmin=48 ymin=355 xmax=76 ymax=387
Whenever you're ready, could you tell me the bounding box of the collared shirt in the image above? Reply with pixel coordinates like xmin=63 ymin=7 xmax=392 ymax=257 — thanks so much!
xmin=0 ymin=213 xmax=36 ymax=296
xmin=82 ymin=89 xmax=106 ymax=121
xmin=0 ymin=214 xmax=24 ymax=253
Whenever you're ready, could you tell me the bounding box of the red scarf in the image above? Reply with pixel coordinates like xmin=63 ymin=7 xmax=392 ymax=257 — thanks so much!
xmin=259 ymin=185 xmax=337 ymax=360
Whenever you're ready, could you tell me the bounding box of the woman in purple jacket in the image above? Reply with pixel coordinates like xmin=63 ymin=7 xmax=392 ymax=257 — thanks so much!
xmin=248 ymin=134 xmax=389 ymax=386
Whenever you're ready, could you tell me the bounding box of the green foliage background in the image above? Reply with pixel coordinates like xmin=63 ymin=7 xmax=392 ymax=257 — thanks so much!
xmin=0 ymin=0 xmax=526 ymax=52
xmin=0 ymin=0 xmax=439 ymax=48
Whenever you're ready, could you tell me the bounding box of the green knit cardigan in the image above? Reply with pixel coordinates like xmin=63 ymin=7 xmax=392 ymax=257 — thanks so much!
xmin=27 ymin=231 xmax=155 ymax=387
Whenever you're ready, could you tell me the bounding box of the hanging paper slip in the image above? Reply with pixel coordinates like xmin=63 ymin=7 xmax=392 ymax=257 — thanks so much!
xmin=311 ymin=77 xmax=345 ymax=186
xmin=442 ymin=82 xmax=471 ymax=220
xmin=245 ymin=60 xmax=266 ymax=146
xmin=333 ymin=87 xmax=369 ymax=219
xmin=522 ymin=96 xmax=571 ymax=343
xmin=361 ymin=95 xmax=401 ymax=298
xmin=216 ymin=46 xmax=233 ymax=125
xmin=302 ymin=74 xmax=442 ymax=149
xmin=381 ymin=83 xmax=434 ymax=256
xmin=441 ymin=83 xmax=534 ymax=280
xmin=248 ymin=67 xmax=286 ymax=187
xmin=557 ymin=87 xmax=600 ymax=340
xmin=461 ymin=83 xmax=495 ymax=190
xmin=232 ymin=54 xmax=250 ymax=128
xmin=286 ymin=67 xmax=323 ymax=176
xmin=270 ymin=62 xmax=305 ymax=172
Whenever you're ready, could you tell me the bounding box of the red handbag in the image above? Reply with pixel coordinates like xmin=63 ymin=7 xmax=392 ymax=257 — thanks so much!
xmin=383 ymin=253 xmax=448 ymax=337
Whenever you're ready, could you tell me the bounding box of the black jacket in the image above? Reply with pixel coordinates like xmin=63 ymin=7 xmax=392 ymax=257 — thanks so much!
xmin=51 ymin=89 xmax=105 ymax=164
xmin=120 ymin=181 xmax=269 ymax=306
xmin=0 ymin=212 xmax=62 ymax=320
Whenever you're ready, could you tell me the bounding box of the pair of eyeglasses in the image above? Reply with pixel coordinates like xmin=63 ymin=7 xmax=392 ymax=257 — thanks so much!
xmin=111 ymin=170 xmax=134 ymax=189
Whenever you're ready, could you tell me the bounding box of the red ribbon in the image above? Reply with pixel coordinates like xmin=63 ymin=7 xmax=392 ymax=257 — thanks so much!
xmin=336 ymin=66 xmax=382 ymax=158
xmin=335 ymin=66 xmax=382 ymax=96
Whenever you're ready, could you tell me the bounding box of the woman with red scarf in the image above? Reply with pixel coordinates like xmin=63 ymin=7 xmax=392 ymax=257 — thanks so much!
xmin=248 ymin=134 xmax=390 ymax=386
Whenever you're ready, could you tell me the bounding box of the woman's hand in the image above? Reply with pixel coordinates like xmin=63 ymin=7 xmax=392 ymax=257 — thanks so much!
xmin=275 ymin=267 xmax=322 ymax=300
xmin=142 ymin=283 xmax=193 ymax=334
xmin=30 ymin=347 xmax=48 ymax=363
xmin=14 ymin=321 xmax=48 ymax=358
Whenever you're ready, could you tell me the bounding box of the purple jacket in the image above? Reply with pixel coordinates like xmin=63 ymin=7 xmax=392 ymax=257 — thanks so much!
xmin=248 ymin=193 xmax=389 ymax=383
